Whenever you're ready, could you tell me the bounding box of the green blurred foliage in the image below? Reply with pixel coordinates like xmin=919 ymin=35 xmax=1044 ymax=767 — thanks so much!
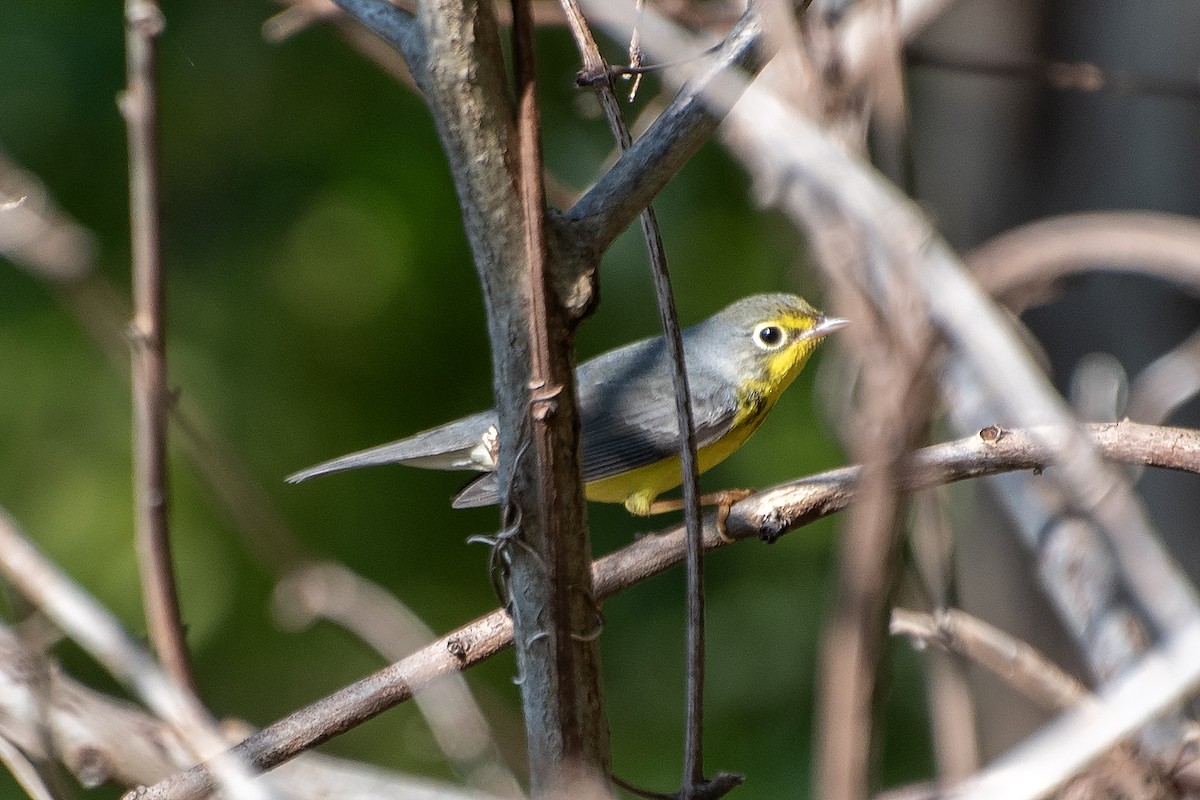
xmin=0 ymin=2 xmax=930 ymax=798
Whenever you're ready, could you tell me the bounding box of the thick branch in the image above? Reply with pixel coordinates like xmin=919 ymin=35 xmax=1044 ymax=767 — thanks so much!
xmin=132 ymin=421 xmax=1200 ymax=800
xmin=510 ymin=0 xmax=610 ymax=792
xmin=334 ymin=0 xmax=607 ymax=793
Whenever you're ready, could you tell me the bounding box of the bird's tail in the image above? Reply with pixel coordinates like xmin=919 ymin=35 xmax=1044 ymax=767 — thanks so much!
xmin=286 ymin=410 xmax=498 ymax=483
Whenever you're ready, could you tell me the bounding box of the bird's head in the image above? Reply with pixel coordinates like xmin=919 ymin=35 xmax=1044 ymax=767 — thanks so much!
xmin=698 ymin=293 xmax=847 ymax=397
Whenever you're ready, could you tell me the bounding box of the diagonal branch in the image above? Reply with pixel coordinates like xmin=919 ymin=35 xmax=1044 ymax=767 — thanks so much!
xmin=128 ymin=421 xmax=1200 ymax=800
xmin=272 ymin=562 xmax=523 ymax=797
xmin=0 ymin=617 xmax=505 ymax=800
xmin=966 ymin=211 xmax=1200 ymax=310
xmin=945 ymin=620 xmax=1200 ymax=800
xmin=558 ymin=12 xmax=761 ymax=262
xmin=890 ymin=608 xmax=1089 ymax=713
xmin=330 ymin=0 xmax=426 ymax=78
xmin=890 ymin=608 xmax=1176 ymax=800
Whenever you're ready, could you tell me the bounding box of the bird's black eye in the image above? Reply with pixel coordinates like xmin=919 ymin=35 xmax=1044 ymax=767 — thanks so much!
xmin=755 ymin=324 xmax=785 ymax=349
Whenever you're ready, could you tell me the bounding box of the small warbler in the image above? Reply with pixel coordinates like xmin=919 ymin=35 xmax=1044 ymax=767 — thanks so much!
xmin=289 ymin=293 xmax=845 ymax=516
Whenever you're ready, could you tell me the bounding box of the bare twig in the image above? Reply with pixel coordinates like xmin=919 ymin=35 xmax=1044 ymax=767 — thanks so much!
xmin=134 ymin=422 xmax=1200 ymax=800
xmin=0 ymin=154 xmax=314 ymax=576
xmin=967 ymin=211 xmax=1200 ymax=311
xmin=0 ymin=735 xmax=59 ymax=800
xmin=557 ymin=4 xmax=718 ymax=797
xmin=1128 ymin=327 xmax=1200 ymax=426
xmin=967 ymin=211 xmax=1200 ymax=430
xmin=624 ymin=0 xmax=645 ymax=101
xmin=907 ymin=48 xmax=1200 ymax=104
xmin=907 ymin=496 xmax=979 ymax=782
xmin=818 ymin=367 xmax=933 ymax=800
xmin=120 ymin=0 xmax=195 ymax=695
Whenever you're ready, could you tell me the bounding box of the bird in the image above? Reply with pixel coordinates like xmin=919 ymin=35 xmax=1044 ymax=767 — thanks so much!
xmin=288 ymin=293 xmax=846 ymax=518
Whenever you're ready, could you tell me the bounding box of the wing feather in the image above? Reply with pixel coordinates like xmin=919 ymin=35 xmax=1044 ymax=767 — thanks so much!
xmin=452 ymin=473 xmax=499 ymax=508
xmin=577 ymin=339 xmax=739 ymax=483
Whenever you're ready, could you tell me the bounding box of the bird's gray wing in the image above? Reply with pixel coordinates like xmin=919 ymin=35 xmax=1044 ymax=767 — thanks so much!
xmin=452 ymin=331 xmax=739 ymax=509
xmin=578 ymin=371 xmax=739 ymax=483
xmin=286 ymin=410 xmax=498 ymax=483
xmin=448 ymin=383 xmax=739 ymax=510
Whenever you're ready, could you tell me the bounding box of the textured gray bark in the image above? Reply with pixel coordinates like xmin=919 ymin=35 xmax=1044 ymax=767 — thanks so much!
xmin=411 ymin=0 xmax=610 ymax=793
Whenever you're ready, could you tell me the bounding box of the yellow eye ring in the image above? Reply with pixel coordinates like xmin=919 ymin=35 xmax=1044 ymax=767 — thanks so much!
xmin=754 ymin=323 xmax=788 ymax=350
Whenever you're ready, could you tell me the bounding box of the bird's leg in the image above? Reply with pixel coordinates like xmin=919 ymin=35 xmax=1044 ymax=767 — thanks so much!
xmin=645 ymin=489 xmax=755 ymax=543
xmin=710 ymin=488 xmax=753 ymax=542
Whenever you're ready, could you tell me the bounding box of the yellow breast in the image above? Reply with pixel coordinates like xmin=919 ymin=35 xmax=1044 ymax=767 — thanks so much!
xmin=584 ymin=396 xmax=771 ymax=515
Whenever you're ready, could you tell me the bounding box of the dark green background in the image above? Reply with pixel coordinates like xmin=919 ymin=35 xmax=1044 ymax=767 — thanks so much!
xmin=0 ymin=2 xmax=975 ymax=798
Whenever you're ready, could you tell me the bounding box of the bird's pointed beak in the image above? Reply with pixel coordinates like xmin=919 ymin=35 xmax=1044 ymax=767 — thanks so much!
xmin=805 ymin=315 xmax=849 ymax=341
